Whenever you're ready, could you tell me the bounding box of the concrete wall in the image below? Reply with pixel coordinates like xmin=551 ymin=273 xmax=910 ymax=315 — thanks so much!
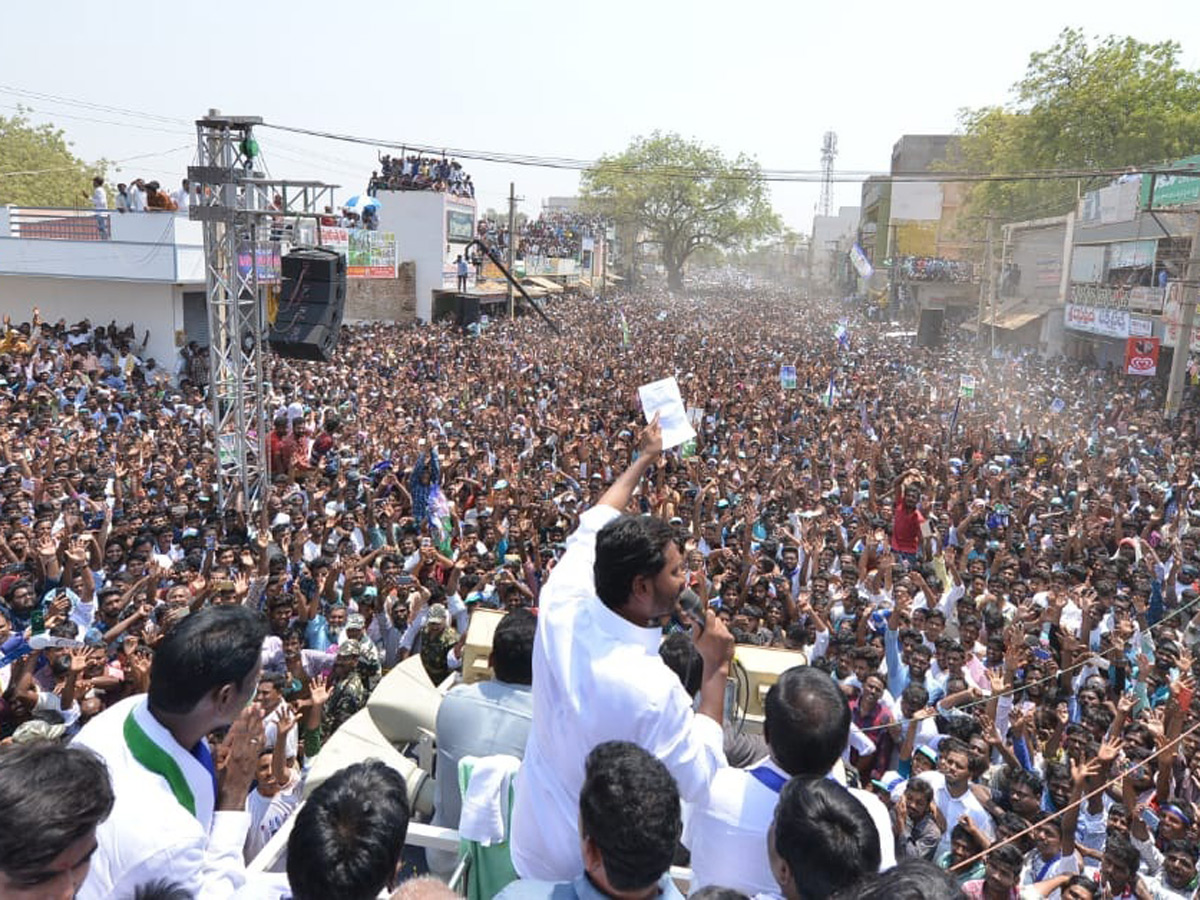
xmin=0 ymin=275 xmax=183 ymax=369
xmin=345 ymin=262 xmax=417 ymax=322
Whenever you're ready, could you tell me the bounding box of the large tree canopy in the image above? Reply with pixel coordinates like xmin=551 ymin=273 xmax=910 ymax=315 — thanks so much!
xmin=958 ymin=28 xmax=1200 ymax=222
xmin=0 ymin=109 xmax=106 ymax=208
xmin=582 ymin=132 xmax=779 ymax=290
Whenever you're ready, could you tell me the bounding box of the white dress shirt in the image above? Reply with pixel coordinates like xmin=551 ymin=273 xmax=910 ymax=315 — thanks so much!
xmin=684 ymin=756 xmax=896 ymax=896
xmin=73 ymin=695 xmax=251 ymax=899
xmin=509 ymin=504 xmax=727 ymax=881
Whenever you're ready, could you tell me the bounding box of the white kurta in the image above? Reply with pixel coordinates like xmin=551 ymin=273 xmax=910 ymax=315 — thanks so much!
xmin=509 ymin=504 xmax=727 ymax=881
xmin=684 ymin=755 xmax=897 ymax=896
xmin=73 ymin=695 xmax=251 ymax=899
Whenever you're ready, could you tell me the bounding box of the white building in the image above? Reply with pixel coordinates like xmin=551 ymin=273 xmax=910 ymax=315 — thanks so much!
xmin=810 ymin=206 xmax=860 ymax=287
xmin=374 ymin=190 xmax=476 ymax=322
xmin=0 ymin=206 xmax=205 ymax=370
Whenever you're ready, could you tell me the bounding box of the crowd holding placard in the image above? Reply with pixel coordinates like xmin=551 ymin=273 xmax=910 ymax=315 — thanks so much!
xmin=2 ymin=284 xmax=1200 ymax=899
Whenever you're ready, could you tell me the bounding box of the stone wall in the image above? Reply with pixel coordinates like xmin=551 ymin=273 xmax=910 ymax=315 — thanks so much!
xmin=344 ymin=262 xmax=417 ymax=322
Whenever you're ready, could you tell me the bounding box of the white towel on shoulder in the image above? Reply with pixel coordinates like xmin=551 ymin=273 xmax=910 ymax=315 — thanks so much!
xmin=458 ymin=754 xmax=521 ymax=846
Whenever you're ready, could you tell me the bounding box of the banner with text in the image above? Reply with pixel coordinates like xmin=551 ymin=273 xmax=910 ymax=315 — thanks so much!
xmin=1063 ymin=303 xmax=1152 ymax=340
xmin=317 ymin=226 xmax=398 ymax=279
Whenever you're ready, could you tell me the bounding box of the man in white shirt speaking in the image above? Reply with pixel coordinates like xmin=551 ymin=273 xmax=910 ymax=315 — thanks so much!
xmin=510 ymin=413 xmax=735 ymax=882
xmin=684 ymin=665 xmax=897 ymax=896
xmin=73 ymin=605 xmax=268 ymax=899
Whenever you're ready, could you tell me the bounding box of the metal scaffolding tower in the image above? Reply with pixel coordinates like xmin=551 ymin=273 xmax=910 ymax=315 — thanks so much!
xmin=189 ymin=113 xmax=337 ymax=514
xmin=819 ymin=131 xmax=838 ymax=217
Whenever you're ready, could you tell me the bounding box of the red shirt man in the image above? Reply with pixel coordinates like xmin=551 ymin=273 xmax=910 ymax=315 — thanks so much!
xmin=891 ymin=479 xmax=925 ymax=556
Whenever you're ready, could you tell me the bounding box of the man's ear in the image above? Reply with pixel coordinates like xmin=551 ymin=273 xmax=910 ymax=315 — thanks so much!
xmin=581 ymin=833 xmax=604 ymax=878
xmin=213 ymin=681 xmax=237 ymax=711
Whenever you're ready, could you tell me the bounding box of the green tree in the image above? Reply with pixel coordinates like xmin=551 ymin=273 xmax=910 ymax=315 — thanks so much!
xmin=958 ymin=28 xmax=1200 ymax=222
xmin=0 ymin=109 xmax=107 ymax=207
xmin=582 ymin=132 xmax=779 ymax=290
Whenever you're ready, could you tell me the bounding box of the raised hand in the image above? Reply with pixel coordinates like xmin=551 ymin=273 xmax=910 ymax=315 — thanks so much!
xmin=308 ymin=674 xmax=331 ymax=708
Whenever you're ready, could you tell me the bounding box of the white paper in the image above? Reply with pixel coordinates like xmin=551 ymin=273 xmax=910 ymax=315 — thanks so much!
xmin=638 ymin=376 xmax=696 ymax=450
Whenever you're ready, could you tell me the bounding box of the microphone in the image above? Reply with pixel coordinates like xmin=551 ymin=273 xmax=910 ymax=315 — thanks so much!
xmin=678 ymin=588 xmax=705 ymax=634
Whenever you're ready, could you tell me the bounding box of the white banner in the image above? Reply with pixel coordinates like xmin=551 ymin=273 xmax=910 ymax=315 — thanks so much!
xmin=1064 ymin=303 xmax=1133 ymax=339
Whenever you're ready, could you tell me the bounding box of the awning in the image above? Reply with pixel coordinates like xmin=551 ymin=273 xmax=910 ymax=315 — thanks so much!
xmin=522 ymin=276 xmax=564 ymax=293
xmin=991 ymin=310 xmax=1045 ymax=330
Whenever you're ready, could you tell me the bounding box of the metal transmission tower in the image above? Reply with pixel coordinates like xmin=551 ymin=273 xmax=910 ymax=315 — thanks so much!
xmin=189 ymin=113 xmax=337 ymax=515
xmin=818 ymin=131 xmax=838 ymax=217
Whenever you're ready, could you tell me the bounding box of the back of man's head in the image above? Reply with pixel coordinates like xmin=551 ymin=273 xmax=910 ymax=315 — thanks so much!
xmin=287 ymin=760 xmax=410 ymax=900
xmin=771 ymin=777 xmax=881 ymax=900
xmin=659 ymin=631 xmax=703 ymax=697
xmin=579 ymin=741 xmax=681 ymax=894
xmin=830 ymin=858 xmax=960 ymax=900
xmin=148 ymin=605 xmax=268 ymax=715
xmin=0 ymin=743 xmax=114 ymax=887
xmin=594 ymin=515 xmax=679 ymax=611
xmin=763 ymin=666 xmax=851 ymax=776
xmin=491 ymin=608 xmax=537 ymax=685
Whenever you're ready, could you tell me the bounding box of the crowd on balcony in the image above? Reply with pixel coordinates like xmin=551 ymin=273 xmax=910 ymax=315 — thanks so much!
xmin=477 ymin=209 xmax=607 ymax=261
xmin=898 ymin=256 xmax=976 ymax=283
xmin=4 ymin=284 xmax=1200 ymax=900
xmin=368 ymin=154 xmax=474 ymax=198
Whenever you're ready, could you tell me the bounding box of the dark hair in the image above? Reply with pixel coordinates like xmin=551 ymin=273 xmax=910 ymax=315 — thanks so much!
xmin=763 ymin=666 xmax=851 ymax=776
xmin=1103 ymin=834 xmax=1141 ymax=878
xmin=579 ymin=741 xmax=681 ymax=892
xmin=287 ymin=760 xmax=410 ymax=900
xmin=659 ymin=632 xmax=703 ymax=697
xmin=690 ymin=889 xmax=750 ymax=900
xmin=148 ymin=605 xmax=268 ymax=715
xmin=593 ymin=515 xmax=680 ymax=611
xmin=133 ymin=880 xmax=195 ymax=900
xmin=773 ymin=777 xmax=881 ymax=899
xmin=950 ymin=822 xmax=985 ymax=854
xmin=986 ymin=843 xmax=1024 ymax=876
xmin=1163 ymin=837 xmax=1199 ymax=860
xmin=900 ymin=682 xmax=928 ymax=709
xmin=0 ymin=743 xmax=114 ymax=879
xmin=938 ymin=736 xmax=970 ymax=764
xmin=830 ymin=858 xmax=960 ymax=900
xmin=1064 ymin=874 xmax=1099 ymax=897
xmin=904 ymin=778 xmax=933 ymax=803
xmin=492 ymin=608 xmax=537 ymax=685
xmin=1009 ymin=767 xmax=1044 ymax=797
xmin=259 ymin=672 xmax=287 ymax=694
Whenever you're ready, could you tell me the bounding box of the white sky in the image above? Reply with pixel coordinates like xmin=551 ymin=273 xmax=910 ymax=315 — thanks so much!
xmin=3 ymin=0 xmax=1199 ymax=234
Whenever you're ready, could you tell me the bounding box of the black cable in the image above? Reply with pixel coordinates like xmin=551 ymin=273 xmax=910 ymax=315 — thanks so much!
xmin=259 ymin=121 xmax=1199 ymax=186
xmin=463 ymin=239 xmax=560 ymax=335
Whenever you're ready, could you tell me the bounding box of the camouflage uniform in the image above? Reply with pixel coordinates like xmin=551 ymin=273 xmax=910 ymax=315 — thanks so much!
xmin=322 ymin=670 xmax=366 ymax=736
xmin=419 ymin=626 xmax=459 ymax=686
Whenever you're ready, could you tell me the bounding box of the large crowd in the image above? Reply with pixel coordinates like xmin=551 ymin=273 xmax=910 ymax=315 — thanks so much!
xmin=2 ymin=283 xmax=1200 ymax=900
xmin=477 ymin=209 xmax=607 ymax=261
xmin=369 ymin=154 xmax=475 ymax=198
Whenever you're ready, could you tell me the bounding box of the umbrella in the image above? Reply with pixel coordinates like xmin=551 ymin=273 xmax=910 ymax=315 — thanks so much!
xmin=342 ymin=194 xmax=381 ymax=211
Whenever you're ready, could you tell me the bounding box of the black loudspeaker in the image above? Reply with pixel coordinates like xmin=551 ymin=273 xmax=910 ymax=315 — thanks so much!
xmin=456 ymin=294 xmax=480 ymax=327
xmin=916 ymin=307 xmax=945 ymax=348
xmin=269 ymin=248 xmax=347 ymax=361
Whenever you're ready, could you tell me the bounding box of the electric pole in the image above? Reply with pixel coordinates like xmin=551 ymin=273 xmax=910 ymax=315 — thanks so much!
xmin=976 ymin=217 xmax=993 ymax=341
xmin=1165 ymin=211 xmax=1200 ymax=418
xmin=507 ymin=182 xmax=517 ymax=319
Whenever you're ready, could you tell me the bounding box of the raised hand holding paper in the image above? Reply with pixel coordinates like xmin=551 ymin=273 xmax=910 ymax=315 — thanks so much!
xmin=638 ymin=376 xmax=696 ymax=450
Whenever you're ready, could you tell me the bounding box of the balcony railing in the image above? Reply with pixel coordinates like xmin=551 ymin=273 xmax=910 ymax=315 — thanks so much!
xmin=0 ymin=206 xmax=204 ymax=283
